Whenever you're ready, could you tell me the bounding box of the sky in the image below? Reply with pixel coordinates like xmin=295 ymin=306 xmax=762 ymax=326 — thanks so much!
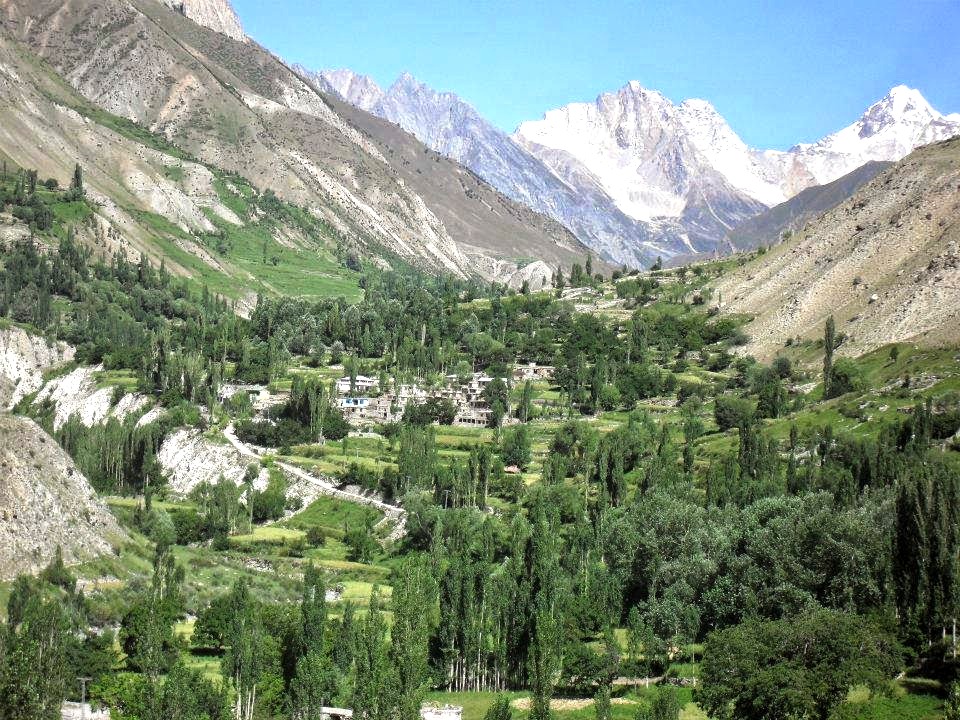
xmin=232 ymin=0 xmax=960 ymax=150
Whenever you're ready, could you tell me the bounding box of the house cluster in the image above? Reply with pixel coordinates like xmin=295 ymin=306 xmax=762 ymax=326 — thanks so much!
xmin=333 ymin=363 xmax=553 ymax=428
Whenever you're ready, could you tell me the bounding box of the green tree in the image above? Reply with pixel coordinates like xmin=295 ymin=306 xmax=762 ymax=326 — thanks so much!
xmin=0 ymin=581 xmax=69 ymax=720
xmin=120 ymin=548 xmax=184 ymax=677
xmin=714 ymin=396 xmax=754 ymax=432
xmin=483 ymin=377 xmax=510 ymax=428
xmin=352 ymin=589 xmax=394 ymax=720
xmin=648 ymin=687 xmax=680 ymax=720
xmin=697 ymin=609 xmax=902 ymax=720
xmin=300 ymin=563 xmax=327 ymax=657
xmin=827 ymin=358 xmax=863 ymax=397
xmin=823 ymin=315 xmax=835 ymax=398
xmin=528 ymin=507 xmax=563 ymax=720
xmin=754 ymin=367 xmax=786 ymax=419
xmin=222 ymin=581 xmax=267 ymax=720
xmin=501 ymin=424 xmax=532 ymax=471
xmin=69 ymin=163 xmax=84 ymax=199
xmin=517 ymin=380 xmax=534 ymax=422
xmin=344 ymin=527 xmax=378 ymax=563
xmin=290 ymin=652 xmax=341 ymax=720
xmin=390 ymin=558 xmax=435 ymax=720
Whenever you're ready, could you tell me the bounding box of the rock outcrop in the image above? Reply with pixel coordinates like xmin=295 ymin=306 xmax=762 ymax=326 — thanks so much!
xmin=33 ymin=366 xmax=151 ymax=431
xmin=0 ymin=325 xmax=74 ymax=408
xmin=160 ymin=0 xmax=245 ymax=42
xmin=157 ymin=428 xmax=268 ymax=496
xmin=0 ymin=414 xmax=125 ymax=578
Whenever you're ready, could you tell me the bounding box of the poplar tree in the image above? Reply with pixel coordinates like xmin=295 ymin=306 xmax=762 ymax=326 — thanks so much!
xmin=222 ymin=581 xmax=266 ymax=720
xmin=352 ymin=589 xmax=393 ymax=720
xmin=390 ymin=558 xmax=435 ymax=720
xmin=528 ymin=505 xmax=562 ymax=720
xmin=823 ymin=315 xmax=836 ymax=399
xmin=69 ymin=163 xmax=84 ymax=199
xmin=0 ymin=581 xmax=69 ymax=720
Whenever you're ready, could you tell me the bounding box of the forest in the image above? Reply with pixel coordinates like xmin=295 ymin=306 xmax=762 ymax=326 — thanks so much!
xmin=1 ymin=164 xmax=959 ymax=720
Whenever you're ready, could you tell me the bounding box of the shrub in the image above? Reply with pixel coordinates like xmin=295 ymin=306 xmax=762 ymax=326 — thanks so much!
xmin=772 ymin=355 xmax=792 ymax=379
xmin=344 ymin=527 xmax=377 ymax=563
xmin=306 ymin=526 xmax=327 ymax=547
xmin=714 ymin=395 xmax=754 ymax=432
xmin=827 ymin=358 xmax=864 ymax=397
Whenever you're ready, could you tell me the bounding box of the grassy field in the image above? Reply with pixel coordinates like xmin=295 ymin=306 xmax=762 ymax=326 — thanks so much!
xmin=284 ymin=494 xmax=384 ymax=536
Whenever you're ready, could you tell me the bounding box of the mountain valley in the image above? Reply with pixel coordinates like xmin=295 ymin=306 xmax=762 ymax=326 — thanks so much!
xmin=0 ymin=2 xmax=958 ymax=720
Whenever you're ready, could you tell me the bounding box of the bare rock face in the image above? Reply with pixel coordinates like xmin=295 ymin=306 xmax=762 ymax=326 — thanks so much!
xmin=506 ymin=260 xmax=554 ymax=292
xmin=0 ymin=415 xmax=125 ymax=579
xmin=161 ymin=0 xmax=245 ymax=41
xmin=157 ymin=428 xmax=268 ymax=496
xmin=0 ymin=326 xmax=75 ymax=409
xmin=33 ymin=365 xmax=152 ymax=431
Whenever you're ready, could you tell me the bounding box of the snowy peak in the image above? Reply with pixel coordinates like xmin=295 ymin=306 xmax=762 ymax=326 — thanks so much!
xmin=865 ymin=85 xmax=940 ymax=129
xmin=797 ymin=85 xmax=960 ymax=184
xmin=390 ymin=71 xmax=429 ymax=94
xmin=515 ymin=80 xmax=771 ymax=219
xmin=308 ymin=68 xmax=384 ymax=111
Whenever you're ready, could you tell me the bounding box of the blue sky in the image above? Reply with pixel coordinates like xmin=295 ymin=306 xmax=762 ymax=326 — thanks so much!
xmin=233 ymin=0 xmax=960 ymax=150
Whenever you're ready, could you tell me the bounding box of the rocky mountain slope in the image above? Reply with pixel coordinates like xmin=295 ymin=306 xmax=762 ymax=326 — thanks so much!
xmin=721 ymin=161 xmax=893 ymax=253
xmin=0 ymin=0 xmax=585 ymax=287
xmin=304 ymin=68 xmax=692 ymax=268
xmin=313 ymin=67 xmax=959 ymax=267
xmin=0 ymin=414 xmax=126 ymax=578
xmin=715 ymin=137 xmax=960 ymax=359
xmin=0 ymin=327 xmax=124 ymax=579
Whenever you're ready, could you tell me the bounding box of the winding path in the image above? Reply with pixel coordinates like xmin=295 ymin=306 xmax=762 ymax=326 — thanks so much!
xmin=223 ymin=424 xmax=406 ymax=541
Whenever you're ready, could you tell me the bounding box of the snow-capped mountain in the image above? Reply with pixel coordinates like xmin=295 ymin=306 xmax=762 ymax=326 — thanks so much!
xmin=517 ymin=84 xmax=960 ymax=229
xmin=298 ymin=68 xmax=682 ymax=266
xmin=305 ymin=67 xmax=959 ymax=267
xmin=788 ymin=85 xmax=960 ymax=184
xmin=514 ymin=81 xmax=772 ymax=221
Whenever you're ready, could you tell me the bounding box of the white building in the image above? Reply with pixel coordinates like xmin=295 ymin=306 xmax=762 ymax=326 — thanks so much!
xmin=336 ymin=396 xmax=371 ymax=415
xmin=62 ymin=703 xmax=110 ymax=720
xmin=421 ymin=705 xmax=463 ymax=720
xmin=335 ymin=374 xmax=379 ymax=395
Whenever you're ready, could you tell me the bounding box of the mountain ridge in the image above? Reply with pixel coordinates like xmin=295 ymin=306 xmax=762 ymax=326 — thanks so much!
xmin=0 ymin=0 xmax=588 ymax=288
xmin=311 ymin=66 xmax=960 ymax=267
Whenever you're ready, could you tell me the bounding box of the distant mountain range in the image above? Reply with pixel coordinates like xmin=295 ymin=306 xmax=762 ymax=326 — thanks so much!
xmin=2 ymin=0 xmax=957 ymax=276
xmin=303 ymin=67 xmax=960 ymax=267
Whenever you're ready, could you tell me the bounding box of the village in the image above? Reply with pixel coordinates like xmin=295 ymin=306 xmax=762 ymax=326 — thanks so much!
xmin=61 ymin=702 xmax=465 ymax=720
xmin=332 ymin=362 xmax=554 ymax=428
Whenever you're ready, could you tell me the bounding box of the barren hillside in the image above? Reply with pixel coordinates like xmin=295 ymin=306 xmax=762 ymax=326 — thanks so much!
xmin=0 ymin=0 xmax=587 ymax=281
xmin=0 ymin=414 xmax=125 ymax=578
xmin=715 ymin=137 xmax=960 ymax=359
